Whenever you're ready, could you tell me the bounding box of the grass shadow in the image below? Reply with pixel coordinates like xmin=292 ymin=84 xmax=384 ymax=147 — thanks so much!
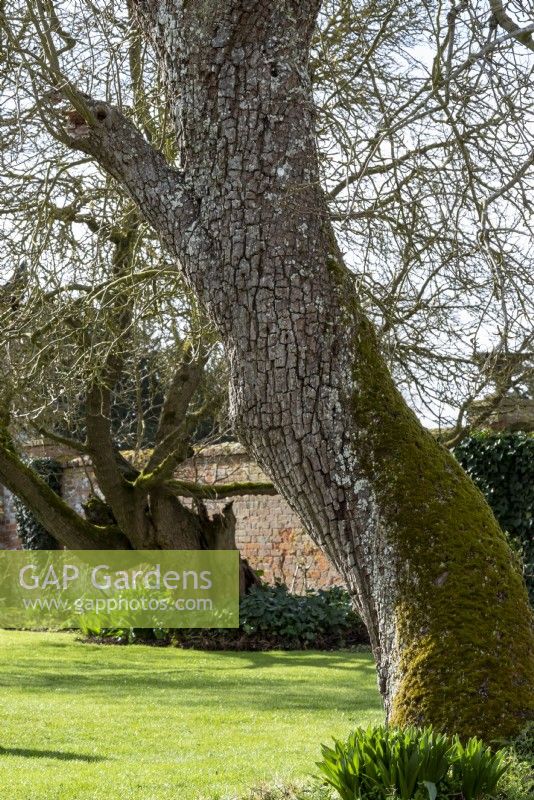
xmin=0 ymin=746 xmax=107 ymax=762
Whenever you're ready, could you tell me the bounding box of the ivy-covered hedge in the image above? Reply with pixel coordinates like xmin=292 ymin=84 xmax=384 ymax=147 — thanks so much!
xmin=454 ymin=432 xmax=534 ymax=602
xmin=14 ymin=458 xmax=63 ymax=550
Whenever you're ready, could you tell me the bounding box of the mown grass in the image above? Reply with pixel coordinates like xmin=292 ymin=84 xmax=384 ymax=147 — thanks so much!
xmin=0 ymin=630 xmax=382 ymax=799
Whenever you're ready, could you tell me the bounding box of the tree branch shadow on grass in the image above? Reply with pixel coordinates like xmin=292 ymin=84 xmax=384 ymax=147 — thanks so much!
xmin=0 ymin=746 xmax=107 ymax=762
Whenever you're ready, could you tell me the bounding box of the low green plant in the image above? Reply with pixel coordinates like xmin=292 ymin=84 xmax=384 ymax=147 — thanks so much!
xmin=239 ymin=584 xmax=365 ymax=646
xmin=81 ymin=584 xmax=369 ymax=650
xmin=491 ymin=751 xmax=534 ymax=800
xmin=317 ymin=726 xmax=509 ymax=800
xmin=451 ymin=736 xmax=508 ymax=800
xmin=491 ymin=722 xmax=534 ymax=800
xmin=506 ymin=721 xmax=534 ymax=766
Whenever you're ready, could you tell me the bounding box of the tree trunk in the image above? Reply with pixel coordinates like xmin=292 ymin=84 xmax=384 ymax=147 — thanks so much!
xmin=83 ymin=488 xmax=257 ymax=594
xmin=64 ymin=1 xmax=534 ymax=738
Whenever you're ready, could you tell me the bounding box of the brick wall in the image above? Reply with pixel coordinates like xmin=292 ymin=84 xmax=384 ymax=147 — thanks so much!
xmin=0 ymin=442 xmax=342 ymax=591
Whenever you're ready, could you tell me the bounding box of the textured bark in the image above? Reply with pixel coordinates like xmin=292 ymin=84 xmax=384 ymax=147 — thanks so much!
xmin=60 ymin=1 xmax=534 ymax=738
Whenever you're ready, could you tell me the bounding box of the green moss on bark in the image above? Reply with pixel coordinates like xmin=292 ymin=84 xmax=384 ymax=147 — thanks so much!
xmin=333 ymin=257 xmax=534 ymax=740
xmin=357 ymin=316 xmax=533 ymax=738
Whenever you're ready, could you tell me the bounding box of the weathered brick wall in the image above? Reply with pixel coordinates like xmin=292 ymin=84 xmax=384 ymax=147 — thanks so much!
xmin=175 ymin=444 xmax=341 ymax=590
xmin=0 ymin=442 xmax=342 ymax=591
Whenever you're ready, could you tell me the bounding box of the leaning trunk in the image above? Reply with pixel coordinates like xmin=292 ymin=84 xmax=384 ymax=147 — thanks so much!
xmin=136 ymin=3 xmax=533 ymax=739
xmin=71 ymin=2 xmax=534 ymax=738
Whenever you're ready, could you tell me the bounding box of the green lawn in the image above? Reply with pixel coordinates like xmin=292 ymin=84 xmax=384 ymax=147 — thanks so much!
xmin=0 ymin=630 xmax=382 ymax=800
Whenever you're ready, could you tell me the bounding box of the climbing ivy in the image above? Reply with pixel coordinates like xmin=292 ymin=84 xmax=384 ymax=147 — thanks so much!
xmin=454 ymin=432 xmax=534 ymax=602
xmin=14 ymin=458 xmax=63 ymax=550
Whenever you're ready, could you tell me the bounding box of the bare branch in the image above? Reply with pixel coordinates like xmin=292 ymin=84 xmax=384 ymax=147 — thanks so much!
xmin=489 ymin=0 xmax=534 ymax=52
xmin=167 ymin=478 xmax=277 ymax=500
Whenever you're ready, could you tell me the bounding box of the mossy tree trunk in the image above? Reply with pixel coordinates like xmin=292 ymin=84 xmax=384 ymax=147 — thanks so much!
xmin=56 ymin=0 xmax=534 ymax=738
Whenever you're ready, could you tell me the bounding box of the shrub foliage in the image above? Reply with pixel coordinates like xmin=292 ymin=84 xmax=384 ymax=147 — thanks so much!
xmin=238 ymin=584 xmax=365 ymax=646
xmin=14 ymin=458 xmax=63 ymax=550
xmin=454 ymin=433 xmax=534 ymax=601
xmin=84 ymin=584 xmax=369 ymax=650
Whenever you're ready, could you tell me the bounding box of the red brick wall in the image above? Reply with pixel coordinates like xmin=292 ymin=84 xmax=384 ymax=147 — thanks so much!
xmin=175 ymin=444 xmax=341 ymax=590
xmin=0 ymin=443 xmax=342 ymax=591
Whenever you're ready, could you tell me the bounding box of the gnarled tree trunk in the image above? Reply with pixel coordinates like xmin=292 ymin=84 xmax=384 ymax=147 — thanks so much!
xmin=61 ymin=1 xmax=534 ymax=738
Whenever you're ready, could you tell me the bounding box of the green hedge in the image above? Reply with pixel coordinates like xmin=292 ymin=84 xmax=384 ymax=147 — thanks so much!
xmin=84 ymin=584 xmax=370 ymax=650
xmin=454 ymin=432 xmax=534 ymax=602
xmin=14 ymin=458 xmax=63 ymax=550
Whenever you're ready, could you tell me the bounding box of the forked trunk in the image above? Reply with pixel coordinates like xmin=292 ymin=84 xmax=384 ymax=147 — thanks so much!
xmin=83 ymin=490 xmax=257 ymax=595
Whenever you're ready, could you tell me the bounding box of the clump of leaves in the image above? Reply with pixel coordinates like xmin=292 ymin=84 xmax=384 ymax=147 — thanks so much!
xmin=317 ymin=725 xmax=508 ymax=800
xmin=239 ymin=584 xmax=364 ymax=646
xmin=492 ymin=722 xmax=534 ymax=800
xmin=507 ymin=721 xmax=534 ymax=766
xmin=81 ymin=584 xmax=369 ymax=651
xmin=450 ymin=736 xmax=508 ymax=799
